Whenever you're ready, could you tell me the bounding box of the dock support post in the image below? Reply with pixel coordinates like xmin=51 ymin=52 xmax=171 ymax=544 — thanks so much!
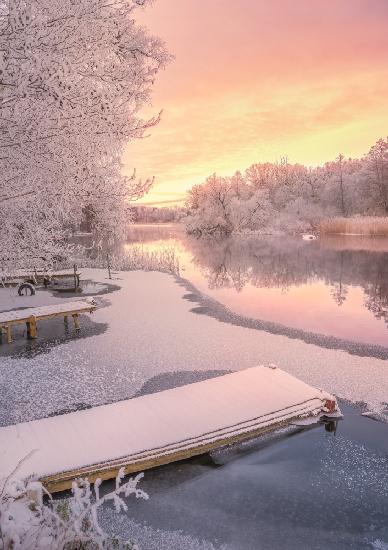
xmin=6 ymin=325 xmax=12 ymax=344
xmin=72 ymin=313 xmax=80 ymax=330
xmin=27 ymin=316 xmax=37 ymax=339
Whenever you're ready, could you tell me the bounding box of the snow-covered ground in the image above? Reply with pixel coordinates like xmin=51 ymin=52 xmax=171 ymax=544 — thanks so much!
xmin=0 ymin=268 xmax=387 ymax=428
xmin=0 ymin=284 xmax=73 ymax=312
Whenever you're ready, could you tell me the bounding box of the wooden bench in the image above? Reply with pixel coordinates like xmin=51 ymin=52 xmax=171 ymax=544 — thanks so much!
xmin=0 ymin=300 xmax=96 ymax=343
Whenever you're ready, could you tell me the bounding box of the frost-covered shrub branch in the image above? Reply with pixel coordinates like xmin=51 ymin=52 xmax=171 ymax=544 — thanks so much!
xmin=0 ymin=468 xmax=148 ymax=549
xmin=185 ymin=137 xmax=388 ymax=236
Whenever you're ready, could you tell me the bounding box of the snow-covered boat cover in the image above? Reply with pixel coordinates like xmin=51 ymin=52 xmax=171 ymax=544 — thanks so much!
xmin=0 ymin=366 xmax=335 ymax=483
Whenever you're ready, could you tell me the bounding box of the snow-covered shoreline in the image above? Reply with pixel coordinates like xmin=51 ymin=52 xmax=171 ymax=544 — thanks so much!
xmin=0 ymin=268 xmax=387 ymax=428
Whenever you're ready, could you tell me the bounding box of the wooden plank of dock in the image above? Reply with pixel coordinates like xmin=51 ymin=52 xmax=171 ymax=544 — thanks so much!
xmin=0 ymin=300 xmax=96 ymax=343
xmin=0 ymin=366 xmax=339 ymax=493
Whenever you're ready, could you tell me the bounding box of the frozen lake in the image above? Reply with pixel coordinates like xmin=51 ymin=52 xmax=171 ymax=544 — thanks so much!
xmin=1 ymin=257 xmax=388 ymax=549
xmin=126 ymin=224 xmax=388 ymax=348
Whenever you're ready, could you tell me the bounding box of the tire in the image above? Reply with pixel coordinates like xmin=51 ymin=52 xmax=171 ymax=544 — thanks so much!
xmin=18 ymin=282 xmax=36 ymax=296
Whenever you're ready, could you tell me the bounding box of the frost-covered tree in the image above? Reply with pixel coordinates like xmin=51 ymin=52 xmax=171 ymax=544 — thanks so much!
xmin=366 ymin=137 xmax=388 ymax=213
xmin=0 ymin=0 xmax=170 ymax=268
xmin=336 ymin=154 xmax=346 ymax=215
xmin=185 ymin=175 xmax=234 ymax=235
xmin=185 ymin=138 xmax=388 ymax=236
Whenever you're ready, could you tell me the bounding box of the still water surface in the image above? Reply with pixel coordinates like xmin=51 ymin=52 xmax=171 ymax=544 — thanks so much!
xmin=126 ymin=224 xmax=388 ymax=348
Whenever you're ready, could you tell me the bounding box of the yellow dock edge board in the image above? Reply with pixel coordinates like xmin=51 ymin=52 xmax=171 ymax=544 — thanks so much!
xmin=41 ymin=415 xmax=312 ymax=494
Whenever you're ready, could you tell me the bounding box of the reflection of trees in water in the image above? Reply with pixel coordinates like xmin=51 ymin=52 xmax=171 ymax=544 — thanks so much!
xmin=185 ymin=235 xmax=388 ymax=324
xmin=363 ymin=272 xmax=388 ymax=324
xmin=187 ymin=236 xmax=312 ymax=291
xmin=329 ymin=251 xmax=348 ymax=306
xmin=331 ymin=281 xmax=348 ymax=306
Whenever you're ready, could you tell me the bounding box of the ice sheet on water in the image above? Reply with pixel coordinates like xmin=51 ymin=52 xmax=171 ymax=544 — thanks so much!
xmin=310 ymin=434 xmax=388 ymax=545
xmin=318 ymin=435 xmax=388 ymax=499
xmin=100 ymin=508 xmax=231 ymax=550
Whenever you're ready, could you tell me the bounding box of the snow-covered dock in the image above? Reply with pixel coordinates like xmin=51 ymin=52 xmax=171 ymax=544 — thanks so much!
xmin=0 ymin=366 xmax=339 ymax=493
xmin=0 ymin=300 xmax=96 ymax=343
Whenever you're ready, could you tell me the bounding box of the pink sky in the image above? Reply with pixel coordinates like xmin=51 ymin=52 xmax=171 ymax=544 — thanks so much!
xmin=123 ymin=0 xmax=388 ymax=204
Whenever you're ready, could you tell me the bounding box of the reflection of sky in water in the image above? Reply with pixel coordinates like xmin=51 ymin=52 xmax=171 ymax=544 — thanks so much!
xmin=125 ymin=226 xmax=388 ymax=347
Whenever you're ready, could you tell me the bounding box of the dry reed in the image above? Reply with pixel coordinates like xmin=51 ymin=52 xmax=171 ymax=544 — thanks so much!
xmin=110 ymin=245 xmax=180 ymax=276
xmin=319 ymin=217 xmax=388 ymax=237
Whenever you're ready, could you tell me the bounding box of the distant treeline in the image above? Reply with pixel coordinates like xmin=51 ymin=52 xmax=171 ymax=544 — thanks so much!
xmin=131 ymin=205 xmax=186 ymax=224
xmin=184 ymin=137 xmax=388 ymax=236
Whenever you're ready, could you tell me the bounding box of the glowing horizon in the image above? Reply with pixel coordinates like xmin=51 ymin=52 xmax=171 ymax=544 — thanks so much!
xmin=124 ymin=0 xmax=388 ymax=204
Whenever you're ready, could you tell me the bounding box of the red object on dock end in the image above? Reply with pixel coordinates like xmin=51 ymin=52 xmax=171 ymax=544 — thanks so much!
xmin=324 ymin=399 xmax=337 ymax=413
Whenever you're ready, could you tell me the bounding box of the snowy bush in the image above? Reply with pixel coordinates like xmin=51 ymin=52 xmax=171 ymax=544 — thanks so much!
xmin=0 ymin=468 xmax=148 ymax=550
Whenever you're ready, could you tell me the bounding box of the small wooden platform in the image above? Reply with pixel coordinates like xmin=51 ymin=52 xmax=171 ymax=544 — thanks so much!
xmin=0 ymin=367 xmax=339 ymax=493
xmin=1 ymin=269 xmax=81 ymax=288
xmin=0 ymin=300 xmax=96 ymax=343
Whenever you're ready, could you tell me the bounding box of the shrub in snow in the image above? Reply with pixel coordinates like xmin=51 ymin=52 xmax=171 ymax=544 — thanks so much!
xmin=0 ymin=468 xmax=148 ymax=550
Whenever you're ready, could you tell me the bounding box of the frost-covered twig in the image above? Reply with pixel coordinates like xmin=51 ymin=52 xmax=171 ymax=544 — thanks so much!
xmin=0 ymin=468 xmax=147 ymax=550
xmin=0 ymin=449 xmax=37 ymax=500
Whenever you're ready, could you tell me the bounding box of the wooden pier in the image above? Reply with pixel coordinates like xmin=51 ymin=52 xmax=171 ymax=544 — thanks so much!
xmin=0 ymin=300 xmax=96 ymax=343
xmin=0 ymin=367 xmax=339 ymax=493
xmin=1 ymin=268 xmax=81 ymax=289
